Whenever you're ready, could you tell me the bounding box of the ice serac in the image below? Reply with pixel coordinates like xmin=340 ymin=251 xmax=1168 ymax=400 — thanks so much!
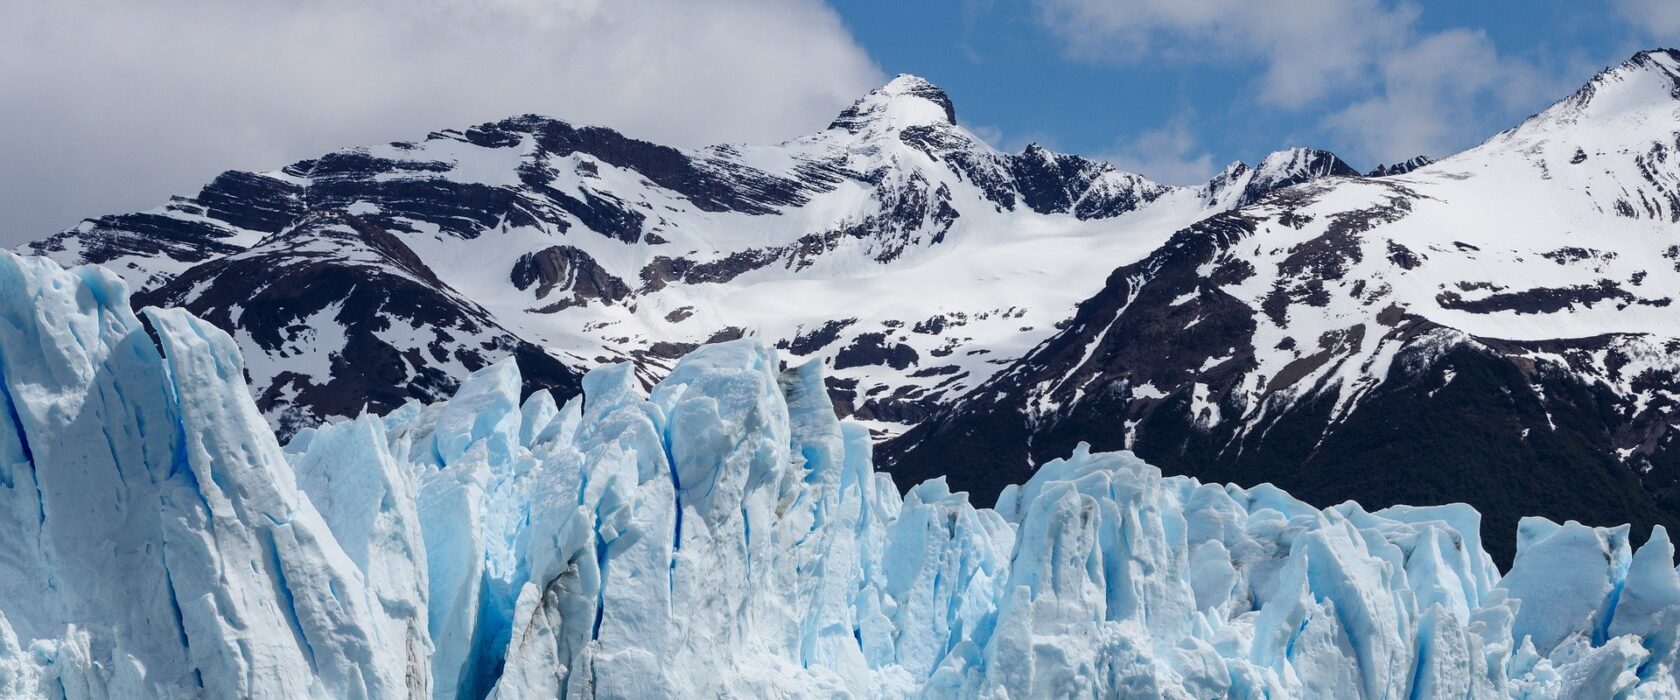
xmin=0 ymin=252 xmax=425 ymax=698
xmin=1 ymin=252 xmax=1679 ymax=698
xmin=146 ymin=305 xmax=426 ymax=698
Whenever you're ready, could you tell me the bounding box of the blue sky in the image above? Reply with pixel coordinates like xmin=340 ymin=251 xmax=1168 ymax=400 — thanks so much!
xmin=3 ymin=0 xmax=1678 ymax=242
xmin=829 ymin=0 xmax=1680 ymax=182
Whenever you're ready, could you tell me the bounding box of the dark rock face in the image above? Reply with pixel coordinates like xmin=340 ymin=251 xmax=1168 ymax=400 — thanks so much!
xmin=892 ymin=330 xmax=1678 ymax=567
xmin=27 ymin=184 xmax=288 ymax=291
xmin=301 ymin=115 xmax=825 ymax=246
xmin=1197 ymin=148 xmax=1365 ymax=210
xmin=883 ymin=177 xmax=1680 ymax=567
xmin=25 ymin=111 xmax=847 ymax=436
xmin=780 ymin=319 xmax=858 ymax=357
xmin=1200 ymin=163 xmax=1250 ymax=207
xmin=512 ymin=245 xmax=631 ymax=310
xmin=139 ymin=211 xmax=582 ymax=438
xmin=1366 ymin=156 xmax=1435 ymax=177
xmin=505 ymin=116 xmax=818 ymax=216
xmin=196 ymin=170 xmax=308 ymax=233
xmin=33 ymin=210 xmax=242 ymax=269
xmin=833 ymin=332 xmax=920 ymax=371
xmin=883 ymin=212 xmax=1262 ymax=503
xmin=1239 ymin=149 xmax=1360 ymax=207
xmin=1435 ymin=280 xmax=1669 ymax=315
xmin=1003 ymin=145 xmax=1173 ymax=220
xmin=1009 ymin=145 xmax=1105 ymax=215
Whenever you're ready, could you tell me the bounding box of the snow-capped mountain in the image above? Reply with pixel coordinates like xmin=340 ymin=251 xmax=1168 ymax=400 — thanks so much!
xmin=23 ymin=75 xmax=1345 ymax=440
xmin=886 ymin=49 xmax=1680 ymax=565
xmin=1 ymin=252 xmax=1675 ymax=698
xmin=20 ymin=51 xmax=1680 ymax=568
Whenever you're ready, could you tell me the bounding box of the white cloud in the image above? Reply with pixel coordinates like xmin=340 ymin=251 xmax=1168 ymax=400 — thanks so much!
xmin=1612 ymin=0 xmax=1680 ymax=37
xmin=966 ymin=123 xmax=1059 ymax=155
xmin=1323 ymin=29 xmax=1543 ymax=164
xmin=1034 ymin=0 xmax=1417 ymax=108
xmin=1101 ymin=117 xmax=1216 ymax=185
xmin=967 ymin=124 xmax=1010 ymax=149
xmin=0 ymin=0 xmax=882 ymax=245
xmin=1031 ymin=0 xmax=1549 ymax=167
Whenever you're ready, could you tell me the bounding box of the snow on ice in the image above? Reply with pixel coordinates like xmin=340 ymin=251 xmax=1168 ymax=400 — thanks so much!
xmin=0 ymin=251 xmax=1676 ymax=698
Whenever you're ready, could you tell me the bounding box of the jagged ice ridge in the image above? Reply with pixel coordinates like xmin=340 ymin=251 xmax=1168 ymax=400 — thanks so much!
xmin=0 ymin=252 xmax=1676 ymax=698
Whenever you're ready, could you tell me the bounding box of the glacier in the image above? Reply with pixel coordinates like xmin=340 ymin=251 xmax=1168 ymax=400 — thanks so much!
xmin=0 ymin=250 xmax=1676 ymax=699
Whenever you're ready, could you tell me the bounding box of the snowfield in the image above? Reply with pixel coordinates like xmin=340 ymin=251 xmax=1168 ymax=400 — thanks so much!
xmin=1 ymin=252 xmax=1677 ymax=698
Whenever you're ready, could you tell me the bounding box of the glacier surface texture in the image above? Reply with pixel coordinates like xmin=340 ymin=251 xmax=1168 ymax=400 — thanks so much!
xmin=0 ymin=251 xmax=1677 ymax=698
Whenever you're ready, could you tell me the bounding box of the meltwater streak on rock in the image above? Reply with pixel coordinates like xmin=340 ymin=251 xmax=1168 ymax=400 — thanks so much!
xmin=0 ymin=251 xmax=1677 ymax=698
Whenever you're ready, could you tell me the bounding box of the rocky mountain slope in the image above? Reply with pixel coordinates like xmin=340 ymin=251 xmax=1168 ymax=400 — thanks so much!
xmin=1 ymin=252 xmax=1674 ymax=698
xmin=23 ymin=76 xmax=1348 ymax=439
xmin=885 ymin=49 xmax=1680 ymax=564
xmin=19 ymin=51 xmax=1680 ymax=566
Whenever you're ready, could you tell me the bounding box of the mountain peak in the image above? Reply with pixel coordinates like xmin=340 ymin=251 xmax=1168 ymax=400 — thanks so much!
xmin=1366 ymin=155 xmax=1434 ymax=177
xmin=1198 ymin=148 xmax=1355 ymax=208
xmin=1250 ymin=147 xmax=1357 ymax=190
xmin=828 ymin=74 xmax=957 ymax=134
xmin=1582 ymin=47 xmax=1680 ymax=98
xmin=1535 ymin=48 xmax=1680 ymax=127
xmin=1626 ymin=48 xmax=1680 ymax=76
xmin=877 ymin=74 xmax=956 ymax=123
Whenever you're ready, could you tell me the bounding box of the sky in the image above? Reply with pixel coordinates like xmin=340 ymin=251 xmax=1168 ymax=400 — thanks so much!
xmin=836 ymin=0 xmax=1680 ymax=183
xmin=2 ymin=0 xmax=1677 ymax=247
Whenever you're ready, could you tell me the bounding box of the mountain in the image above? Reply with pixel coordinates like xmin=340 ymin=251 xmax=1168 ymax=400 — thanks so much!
xmin=23 ymin=75 xmax=1348 ymax=440
xmin=1204 ymin=147 xmax=1360 ymax=209
xmin=1366 ymin=155 xmax=1434 ymax=177
xmin=884 ymin=49 xmax=1680 ymax=565
xmin=20 ymin=51 xmax=1680 ymax=568
xmin=134 ymin=209 xmax=584 ymax=437
xmin=1 ymin=252 xmax=1675 ymax=698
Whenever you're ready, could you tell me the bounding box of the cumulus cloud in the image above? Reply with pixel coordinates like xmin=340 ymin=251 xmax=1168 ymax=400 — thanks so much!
xmin=1612 ymin=0 xmax=1680 ymax=37
xmin=966 ymin=123 xmax=1061 ymax=156
xmin=0 ymin=0 xmax=882 ymax=245
xmin=1102 ymin=117 xmax=1217 ymax=185
xmin=1323 ymin=29 xmax=1543 ymax=165
xmin=1034 ymin=0 xmax=1417 ymax=109
xmin=1031 ymin=0 xmax=1548 ymax=166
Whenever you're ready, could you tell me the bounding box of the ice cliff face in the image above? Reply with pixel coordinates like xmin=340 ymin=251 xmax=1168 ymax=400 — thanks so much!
xmin=1 ymin=251 xmax=1677 ymax=698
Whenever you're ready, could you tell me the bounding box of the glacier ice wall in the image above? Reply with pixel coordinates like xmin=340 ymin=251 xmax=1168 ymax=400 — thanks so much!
xmin=0 ymin=250 xmax=1676 ymax=699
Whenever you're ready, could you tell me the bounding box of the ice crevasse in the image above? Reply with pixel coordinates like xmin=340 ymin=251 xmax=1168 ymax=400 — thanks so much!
xmin=0 ymin=250 xmax=1676 ymax=699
